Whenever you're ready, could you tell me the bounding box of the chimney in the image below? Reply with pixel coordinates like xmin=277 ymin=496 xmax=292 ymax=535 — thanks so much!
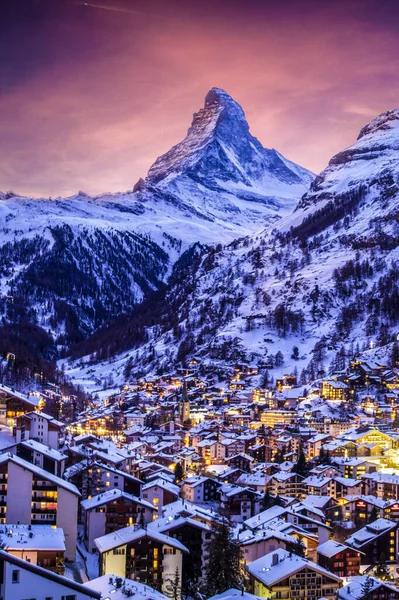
xmin=272 ymin=553 xmax=279 ymax=566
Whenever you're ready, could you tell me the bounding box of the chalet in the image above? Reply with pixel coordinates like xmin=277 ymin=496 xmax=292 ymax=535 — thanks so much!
xmin=181 ymin=476 xmax=221 ymax=503
xmin=95 ymin=526 xmax=189 ymax=595
xmin=15 ymin=439 xmax=67 ymax=477
xmin=225 ymin=452 xmax=254 ymax=472
xmin=345 ymin=518 xmax=398 ymax=564
xmin=142 ymin=478 xmax=180 ymax=515
xmin=246 ymin=548 xmax=342 ymax=600
xmin=317 ymin=540 xmax=361 ymax=578
xmin=338 ymin=576 xmax=399 ymax=600
xmin=0 ymin=524 xmax=66 ymax=574
xmin=81 ymin=488 xmax=156 ymax=553
xmin=269 ymin=472 xmax=304 ymax=497
xmin=148 ymin=513 xmax=212 ymax=584
xmin=218 ymin=485 xmax=260 ymax=522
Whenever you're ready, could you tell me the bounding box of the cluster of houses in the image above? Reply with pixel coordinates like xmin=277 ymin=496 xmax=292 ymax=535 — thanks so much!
xmin=1 ymin=356 xmax=399 ymax=599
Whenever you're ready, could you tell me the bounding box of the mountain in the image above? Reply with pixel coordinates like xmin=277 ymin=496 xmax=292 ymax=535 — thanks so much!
xmin=65 ymin=106 xmax=399 ymax=392
xmin=0 ymin=88 xmax=312 ymax=359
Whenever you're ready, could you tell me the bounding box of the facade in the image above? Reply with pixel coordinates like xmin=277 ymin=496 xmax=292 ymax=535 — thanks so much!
xmin=81 ymin=488 xmax=156 ymax=553
xmin=345 ymin=518 xmax=398 ymax=564
xmin=95 ymin=526 xmax=188 ymax=595
xmin=247 ymin=548 xmax=342 ymax=600
xmin=15 ymin=411 xmax=63 ymax=449
xmin=317 ymin=540 xmax=361 ymax=578
xmin=0 ymin=453 xmax=79 ymax=560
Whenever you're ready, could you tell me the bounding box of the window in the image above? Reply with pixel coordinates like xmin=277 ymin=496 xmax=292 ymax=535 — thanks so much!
xmin=61 ymin=596 xmax=76 ymax=600
xmin=12 ymin=569 xmax=19 ymax=583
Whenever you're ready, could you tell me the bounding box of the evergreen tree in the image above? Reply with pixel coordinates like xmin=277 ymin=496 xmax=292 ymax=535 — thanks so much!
xmin=291 ymin=534 xmax=306 ymax=558
xmin=375 ymin=553 xmax=392 ymax=581
xmin=165 ymin=567 xmax=182 ymax=600
xmin=174 ymin=461 xmax=185 ymax=483
xmin=261 ymin=489 xmax=272 ymax=511
xmin=368 ymin=505 xmax=379 ymax=523
xmin=294 ymin=445 xmax=309 ymax=476
xmin=204 ymin=520 xmax=245 ymax=596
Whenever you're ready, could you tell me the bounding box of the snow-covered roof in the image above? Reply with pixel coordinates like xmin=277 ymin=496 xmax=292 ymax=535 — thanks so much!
xmin=94 ymin=525 xmax=189 ymax=554
xmin=81 ymin=488 xmax=155 ymax=512
xmin=0 ymin=524 xmax=65 ymax=551
xmin=85 ymin=575 xmax=168 ymax=600
xmin=317 ymin=540 xmax=354 ymax=558
xmin=246 ymin=548 xmax=342 ymax=586
xmin=20 ymin=439 xmax=67 ymax=461
xmin=143 ymin=478 xmax=180 ymax=496
xmin=207 ymin=588 xmax=264 ymax=600
xmin=345 ymin=518 xmax=396 ymax=548
xmin=338 ymin=576 xmax=399 ymax=600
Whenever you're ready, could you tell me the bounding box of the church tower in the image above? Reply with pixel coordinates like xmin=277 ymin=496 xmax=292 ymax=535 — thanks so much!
xmin=180 ymin=379 xmax=191 ymax=424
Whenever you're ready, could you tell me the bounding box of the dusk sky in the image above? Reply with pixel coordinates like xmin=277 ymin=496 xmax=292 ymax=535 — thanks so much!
xmin=2 ymin=0 xmax=399 ymax=198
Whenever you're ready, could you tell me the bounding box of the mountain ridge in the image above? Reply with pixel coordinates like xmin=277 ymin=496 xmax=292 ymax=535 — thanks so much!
xmin=63 ymin=104 xmax=399 ymax=392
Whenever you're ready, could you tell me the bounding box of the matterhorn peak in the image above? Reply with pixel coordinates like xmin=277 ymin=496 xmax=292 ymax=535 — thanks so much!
xmin=142 ymin=87 xmax=312 ymax=194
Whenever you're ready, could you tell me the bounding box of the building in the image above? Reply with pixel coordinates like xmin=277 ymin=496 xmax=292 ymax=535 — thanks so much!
xmin=338 ymin=576 xmax=399 ymax=600
xmin=181 ymin=476 xmax=221 ymax=503
xmin=15 ymin=439 xmax=67 ymax=477
xmin=0 ymin=549 xmax=101 ymax=600
xmin=246 ymin=548 xmax=342 ymax=600
xmin=0 ymin=524 xmax=65 ymax=573
xmin=142 ymin=478 xmax=180 ymax=516
xmin=0 ymin=453 xmax=80 ymax=560
xmin=0 ymin=386 xmax=42 ymax=428
xmin=317 ymin=540 xmax=361 ymax=578
xmin=94 ymin=526 xmax=189 ymax=595
xmin=345 ymin=518 xmax=398 ymax=564
xmin=321 ymin=380 xmax=349 ymax=401
xmin=15 ymin=411 xmax=63 ymax=449
xmin=81 ymin=488 xmax=156 ymax=553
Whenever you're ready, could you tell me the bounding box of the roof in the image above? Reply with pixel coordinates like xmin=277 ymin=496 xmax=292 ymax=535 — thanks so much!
xmin=345 ymin=518 xmax=396 ymax=548
xmin=0 ymin=549 xmax=100 ymax=598
xmin=94 ymin=525 xmax=189 ymax=554
xmin=85 ymin=575 xmax=168 ymax=600
xmin=246 ymin=548 xmax=342 ymax=586
xmin=20 ymin=439 xmax=67 ymax=461
xmin=0 ymin=524 xmax=65 ymax=551
xmin=317 ymin=540 xmax=355 ymax=558
xmin=338 ymin=576 xmax=399 ymax=600
xmin=81 ymin=488 xmax=155 ymax=512
xmin=142 ymin=478 xmax=180 ymax=496
xmin=0 ymin=453 xmax=80 ymax=496
xmin=207 ymin=589 xmax=264 ymax=600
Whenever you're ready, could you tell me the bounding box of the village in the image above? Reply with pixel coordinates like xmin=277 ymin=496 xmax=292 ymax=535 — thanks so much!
xmin=0 ymin=356 xmax=399 ymax=599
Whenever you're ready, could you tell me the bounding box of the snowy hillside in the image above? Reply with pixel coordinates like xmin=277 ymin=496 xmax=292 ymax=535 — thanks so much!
xmin=0 ymin=89 xmax=313 ymax=346
xmin=65 ymin=106 xmax=399 ymax=392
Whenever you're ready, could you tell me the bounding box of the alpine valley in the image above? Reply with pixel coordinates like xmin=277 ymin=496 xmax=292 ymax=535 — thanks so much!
xmin=1 ymin=90 xmax=399 ymax=393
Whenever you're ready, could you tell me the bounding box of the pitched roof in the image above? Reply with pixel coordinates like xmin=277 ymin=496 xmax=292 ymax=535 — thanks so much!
xmin=94 ymin=526 xmax=189 ymax=554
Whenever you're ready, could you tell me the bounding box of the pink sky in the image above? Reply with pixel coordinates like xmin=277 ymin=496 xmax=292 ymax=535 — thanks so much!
xmin=1 ymin=0 xmax=399 ymax=197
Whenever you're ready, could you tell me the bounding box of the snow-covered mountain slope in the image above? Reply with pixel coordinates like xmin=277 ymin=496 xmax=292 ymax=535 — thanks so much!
xmin=65 ymin=107 xmax=399 ymax=391
xmin=0 ymin=89 xmax=313 ymax=345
